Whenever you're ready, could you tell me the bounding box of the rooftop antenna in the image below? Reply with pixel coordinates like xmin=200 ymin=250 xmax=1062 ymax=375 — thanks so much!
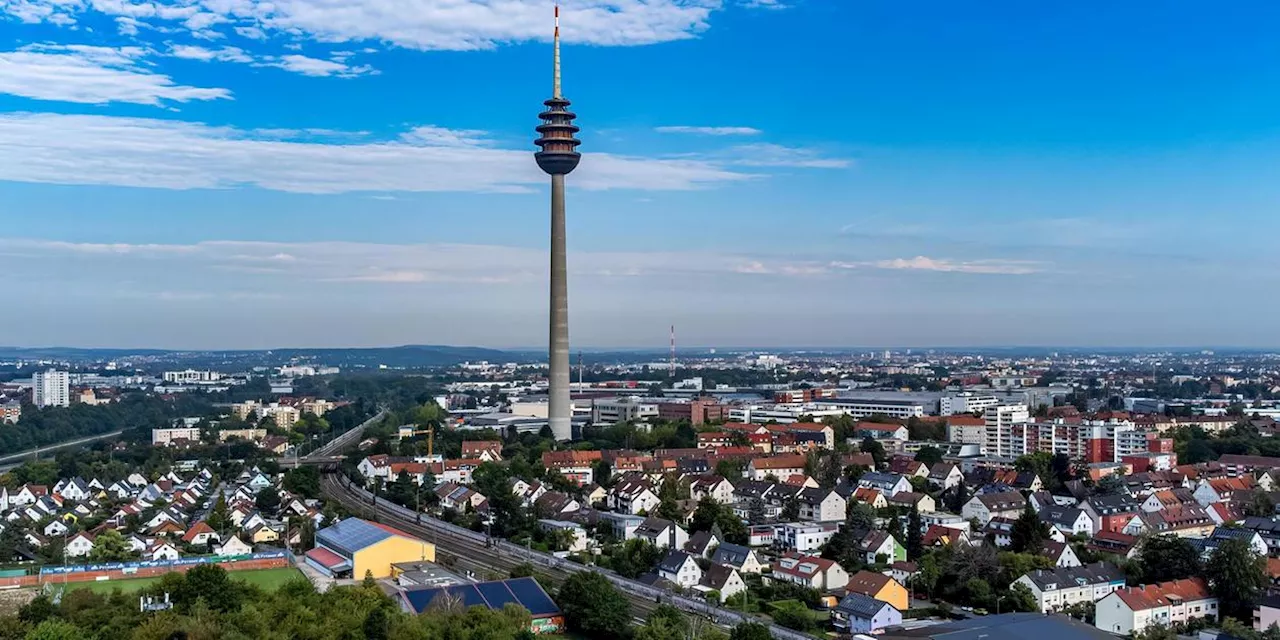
xmin=578 ymin=351 xmax=584 ymax=388
xmin=553 ymin=5 xmax=561 ymax=99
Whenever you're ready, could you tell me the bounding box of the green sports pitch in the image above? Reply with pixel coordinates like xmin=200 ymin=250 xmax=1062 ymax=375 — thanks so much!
xmin=59 ymin=567 xmax=305 ymax=594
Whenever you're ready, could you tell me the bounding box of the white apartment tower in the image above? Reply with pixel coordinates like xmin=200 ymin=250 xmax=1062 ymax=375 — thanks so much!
xmin=984 ymin=404 xmax=1030 ymax=458
xmin=33 ymin=369 xmax=70 ymax=408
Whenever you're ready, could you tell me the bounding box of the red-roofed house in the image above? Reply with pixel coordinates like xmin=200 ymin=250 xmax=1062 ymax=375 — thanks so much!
xmin=772 ymin=552 xmax=849 ymax=591
xmin=182 ymin=521 xmax=220 ymax=546
xmin=1095 ymin=578 xmax=1217 ymax=636
xmin=747 ymin=454 xmax=807 ymax=481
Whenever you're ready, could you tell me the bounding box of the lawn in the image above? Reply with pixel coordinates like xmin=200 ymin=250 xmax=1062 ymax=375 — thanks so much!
xmin=60 ymin=567 xmax=305 ymax=595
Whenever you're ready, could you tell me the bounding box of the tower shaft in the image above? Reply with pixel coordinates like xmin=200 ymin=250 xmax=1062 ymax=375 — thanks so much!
xmin=548 ymin=173 xmax=571 ymax=440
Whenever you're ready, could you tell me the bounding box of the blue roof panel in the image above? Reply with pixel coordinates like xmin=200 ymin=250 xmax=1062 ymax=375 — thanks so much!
xmin=316 ymin=518 xmax=392 ymax=556
xmin=506 ymin=577 xmax=560 ymax=616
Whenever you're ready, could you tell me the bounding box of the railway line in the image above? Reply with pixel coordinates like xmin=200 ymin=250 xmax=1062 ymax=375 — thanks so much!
xmin=320 ymin=473 xmax=813 ymax=638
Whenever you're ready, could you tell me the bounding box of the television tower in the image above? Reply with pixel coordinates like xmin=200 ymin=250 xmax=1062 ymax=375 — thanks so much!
xmin=534 ymin=5 xmax=581 ymax=441
xmin=670 ymin=325 xmax=676 ymax=377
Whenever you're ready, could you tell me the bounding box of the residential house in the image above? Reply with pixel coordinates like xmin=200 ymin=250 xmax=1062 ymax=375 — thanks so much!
xmin=856 ymin=422 xmax=909 ymax=441
xmin=1040 ymin=541 xmax=1081 ymax=568
xmin=685 ymin=531 xmax=720 ymax=558
xmin=65 ymin=532 xmax=95 ymax=558
xmin=1082 ymin=494 xmax=1141 ymax=534
xmin=962 ymin=491 xmax=1027 ymax=525
xmin=1095 ymin=578 xmax=1218 ymax=636
xmin=657 ymin=550 xmax=702 ymax=588
xmin=460 ymin=441 xmax=503 ymax=462
xmin=747 ymin=455 xmax=807 ymax=481
xmin=182 ymin=521 xmax=219 ymax=547
xmin=852 ymin=529 xmax=905 ymax=564
xmin=635 ymin=518 xmax=688 ymax=550
xmin=832 ymin=592 xmax=903 ymax=634
xmin=1040 ymin=506 xmax=1093 ymax=537
xmin=1140 ymin=488 xmax=1198 ymax=513
xmin=851 ymin=487 xmax=887 ymax=509
xmin=698 ymin=564 xmax=747 ymax=603
xmin=146 ymin=540 xmax=182 ymax=561
xmin=796 ymin=488 xmax=845 ymax=522
xmin=1014 ymin=562 xmax=1127 ymax=613
xmin=778 ymin=522 xmax=840 ymax=553
xmin=886 ymin=491 xmax=935 ymax=514
xmin=541 ymin=450 xmax=602 ymax=486
xmin=1128 ymin=504 xmax=1215 ymax=538
xmin=711 ymin=542 xmax=766 ymax=574
xmin=845 ymin=570 xmax=909 ymax=610
xmin=857 ymin=472 xmax=913 ymax=498
xmin=1087 ymin=530 xmax=1141 ymax=560
xmin=889 ymin=456 xmax=929 ymax=478
xmin=537 ymin=520 xmax=589 ymax=553
xmin=928 ymin=463 xmax=964 ymax=491
xmin=771 ymin=553 xmax=849 ymax=591
xmin=1194 ymin=476 xmax=1257 ymax=506
xmin=215 ymin=535 xmax=253 ymax=556
xmin=689 ymin=475 xmax=735 ymax=505
xmin=534 ymin=491 xmax=581 ymax=518
xmin=1256 ymin=594 xmax=1280 ymax=632
xmin=610 ymin=478 xmax=660 ymax=515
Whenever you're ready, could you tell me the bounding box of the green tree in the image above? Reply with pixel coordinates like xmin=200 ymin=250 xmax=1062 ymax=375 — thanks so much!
xmin=847 ymin=502 xmax=877 ymax=532
xmin=178 ymin=563 xmax=243 ymax=613
xmin=907 ymin=505 xmax=923 ymax=561
xmin=1132 ymin=623 xmax=1178 ymax=640
xmin=87 ymin=529 xmax=131 ymax=561
xmin=1205 ymin=537 xmax=1268 ymax=620
xmin=24 ymin=620 xmax=86 ymax=640
xmin=254 ymin=488 xmax=281 ymax=514
xmin=635 ymin=605 xmax=689 ymax=640
xmin=944 ymin=483 xmax=969 ymax=514
xmin=283 ymin=466 xmax=321 ymax=499
xmin=1095 ymin=474 xmax=1124 ymax=495
xmin=557 ymin=571 xmax=632 ymax=639
xmin=860 ymin=437 xmax=886 ymax=469
xmin=688 ymin=498 xmax=747 ymax=544
xmin=1135 ymin=535 xmax=1202 ymax=583
xmin=914 ymin=446 xmax=943 ymax=466
xmin=1246 ymin=490 xmax=1277 ymax=518
xmin=729 ymin=622 xmax=772 ymax=640
xmin=1007 ymin=582 xmax=1038 ymax=612
xmin=780 ymin=496 xmax=801 ymax=521
xmin=207 ymin=494 xmax=229 ymax=533
xmin=1009 ymin=503 xmax=1049 ymax=553
xmin=772 ymin=603 xmax=814 ymax=632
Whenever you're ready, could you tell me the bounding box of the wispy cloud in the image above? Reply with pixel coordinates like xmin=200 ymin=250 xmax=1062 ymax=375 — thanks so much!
xmin=832 ymin=256 xmax=1041 ymax=275
xmin=725 ymin=143 xmax=851 ymax=169
xmin=0 ymin=112 xmax=760 ymax=193
xmin=656 ymin=126 xmax=763 ymax=136
xmin=2 ymin=0 xmax=750 ymax=50
xmin=0 ymin=43 xmax=230 ymax=105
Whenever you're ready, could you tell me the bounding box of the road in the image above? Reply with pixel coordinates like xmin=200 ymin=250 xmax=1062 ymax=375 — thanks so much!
xmin=0 ymin=430 xmax=124 ymax=471
xmin=321 ymin=473 xmax=813 ymax=639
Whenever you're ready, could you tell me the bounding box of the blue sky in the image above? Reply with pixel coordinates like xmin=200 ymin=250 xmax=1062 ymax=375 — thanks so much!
xmin=1 ymin=0 xmax=1279 ymax=349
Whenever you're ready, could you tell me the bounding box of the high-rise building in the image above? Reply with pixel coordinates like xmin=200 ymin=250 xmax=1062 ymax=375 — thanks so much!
xmin=983 ymin=404 xmax=1030 ymax=457
xmin=533 ymin=6 xmax=581 ymax=442
xmin=33 ymin=369 xmax=70 ymax=408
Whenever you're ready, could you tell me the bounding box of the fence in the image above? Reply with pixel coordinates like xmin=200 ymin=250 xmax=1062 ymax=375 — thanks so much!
xmin=0 ymin=551 xmax=288 ymax=589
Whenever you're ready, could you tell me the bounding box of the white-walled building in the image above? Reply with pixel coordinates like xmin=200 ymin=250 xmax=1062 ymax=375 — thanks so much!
xmin=1014 ymin=562 xmax=1127 ymax=613
xmin=33 ymin=369 xmax=69 ymax=408
xmin=1095 ymin=578 xmax=1218 ymax=636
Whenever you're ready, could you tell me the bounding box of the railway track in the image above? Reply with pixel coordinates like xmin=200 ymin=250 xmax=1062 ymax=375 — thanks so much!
xmin=320 ymin=473 xmax=813 ymax=638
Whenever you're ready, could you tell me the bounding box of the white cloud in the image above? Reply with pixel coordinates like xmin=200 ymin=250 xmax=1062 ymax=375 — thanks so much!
xmin=831 ymin=256 xmax=1040 ymax=275
xmin=0 ymin=43 xmax=231 ymax=105
xmin=725 ymin=143 xmax=851 ymax=169
xmin=269 ymin=53 xmax=375 ymax=77
xmin=168 ymin=44 xmax=253 ymax=63
xmin=0 ymin=112 xmax=756 ymax=193
xmin=2 ymin=0 xmax=731 ymax=50
xmin=656 ymin=126 xmax=762 ymax=136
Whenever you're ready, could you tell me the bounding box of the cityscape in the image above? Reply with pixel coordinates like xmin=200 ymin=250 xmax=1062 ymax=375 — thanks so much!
xmin=2 ymin=1 xmax=1280 ymax=640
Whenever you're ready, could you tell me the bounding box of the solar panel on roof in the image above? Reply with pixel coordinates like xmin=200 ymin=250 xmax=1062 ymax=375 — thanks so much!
xmin=318 ymin=519 xmax=392 ymax=556
xmin=506 ymin=577 xmax=559 ymax=616
xmin=476 ymin=581 xmax=521 ymax=610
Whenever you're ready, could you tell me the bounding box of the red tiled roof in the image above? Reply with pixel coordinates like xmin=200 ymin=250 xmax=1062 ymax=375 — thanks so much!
xmin=751 ymin=454 xmax=807 ymax=470
xmin=946 ymin=415 xmax=985 ymax=427
xmin=1113 ymin=578 xmax=1211 ymax=611
xmin=369 ymin=521 xmax=417 ymax=540
xmin=305 ymin=547 xmax=348 ymax=568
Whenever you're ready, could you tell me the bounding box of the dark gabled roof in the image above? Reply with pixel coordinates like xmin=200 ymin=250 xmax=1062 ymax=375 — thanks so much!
xmin=658 ymin=549 xmax=694 ymax=574
xmin=1086 ymin=493 xmax=1139 ymax=513
xmin=685 ymin=530 xmax=718 ymax=554
xmin=711 ymin=542 xmax=753 ymax=566
xmin=1039 ymin=506 xmax=1085 ymax=528
xmin=1210 ymin=526 xmax=1261 ymax=542
xmin=977 ymin=491 xmax=1026 ymax=511
xmin=1242 ymin=516 xmax=1280 ymax=535
xmin=700 ymin=563 xmax=738 ymax=590
xmin=797 ymin=487 xmax=837 ymax=505
xmin=1019 ymin=562 xmax=1125 ymax=592
xmin=836 ymin=591 xmax=893 ymax=618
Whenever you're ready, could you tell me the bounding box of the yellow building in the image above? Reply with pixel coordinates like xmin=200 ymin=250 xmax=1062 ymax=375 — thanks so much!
xmin=846 ymin=570 xmax=909 ymax=611
xmin=305 ymin=518 xmax=435 ymax=580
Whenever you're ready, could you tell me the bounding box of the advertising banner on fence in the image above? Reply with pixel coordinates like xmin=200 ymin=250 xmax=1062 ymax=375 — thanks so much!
xmin=39 ymin=551 xmax=287 ymax=576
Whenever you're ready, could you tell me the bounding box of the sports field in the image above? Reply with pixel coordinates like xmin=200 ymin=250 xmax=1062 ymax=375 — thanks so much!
xmin=61 ymin=567 xmax=304 ymax=594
